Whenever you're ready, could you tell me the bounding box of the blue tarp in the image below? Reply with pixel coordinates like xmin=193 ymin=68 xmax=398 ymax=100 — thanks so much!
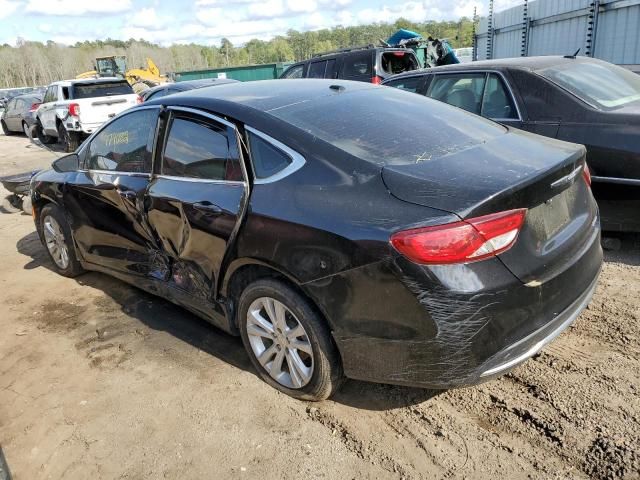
xmin=386 ymin=29 xmax=422 ymax=46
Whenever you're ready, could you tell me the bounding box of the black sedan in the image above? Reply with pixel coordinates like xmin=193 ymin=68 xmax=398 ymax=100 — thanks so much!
xmin=30 ymin=80 xmax=602 ymax=400
xmin=383 ymin=56 xmax=640 ymax=232
xmin=1 ymin=92 xmax=43 ymax=136
xmin=140 ymin=77 xmax=239 ymax=102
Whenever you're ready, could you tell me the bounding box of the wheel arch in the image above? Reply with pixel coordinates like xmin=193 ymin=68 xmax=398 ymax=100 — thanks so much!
xmin=222 ymin=258 xmax=339 ymax=336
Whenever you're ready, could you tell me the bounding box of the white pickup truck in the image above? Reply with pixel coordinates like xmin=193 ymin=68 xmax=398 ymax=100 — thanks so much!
xmin=35 ymin=78 xmax=139 ymax=152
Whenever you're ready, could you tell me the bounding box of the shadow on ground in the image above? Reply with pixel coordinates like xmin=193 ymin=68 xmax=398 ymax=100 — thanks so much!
xmin=16 ymin=230 xmax=437 ymax=410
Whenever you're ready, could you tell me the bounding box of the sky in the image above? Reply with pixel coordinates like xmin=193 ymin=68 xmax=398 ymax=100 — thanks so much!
xmin=0 ymin=0 xmax=522 ymax=47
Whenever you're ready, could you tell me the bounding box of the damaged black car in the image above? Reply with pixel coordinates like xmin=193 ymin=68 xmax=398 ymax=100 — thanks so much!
xmin=31 ymin=79 xmax=602 ymax=401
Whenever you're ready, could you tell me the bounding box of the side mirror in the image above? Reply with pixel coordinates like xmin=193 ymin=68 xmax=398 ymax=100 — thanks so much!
xmin=52 ymin=153 xmax=80 ymax=173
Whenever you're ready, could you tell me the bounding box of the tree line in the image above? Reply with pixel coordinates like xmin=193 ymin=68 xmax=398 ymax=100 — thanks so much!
xmin=0 ymin=17 xmax=475 ymax=88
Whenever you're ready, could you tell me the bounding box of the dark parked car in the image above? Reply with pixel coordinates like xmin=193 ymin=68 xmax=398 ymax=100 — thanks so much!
xmin=280 ymin=46 xmax=420 ymax=83
xmin=31 ymin=80 xmax=602 ymax=400
xmin=1 ymin=93 xmax=43 ymax=136
xmin=383 ymin=56 xmax=640 ymax=231
xmin=141 ymin=77 xmax=239 ymax=102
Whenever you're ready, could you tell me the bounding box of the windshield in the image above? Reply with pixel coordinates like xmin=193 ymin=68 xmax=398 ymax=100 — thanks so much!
xmin=538 ymin=60 xmax=640 ymax=109
xmin=268 ymin=86 xmax=505 ymax=166
xmin=71 ymin=81 xmax=133 ymax=99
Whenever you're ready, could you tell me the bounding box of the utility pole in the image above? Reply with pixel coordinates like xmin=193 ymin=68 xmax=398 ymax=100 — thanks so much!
xmin=521 ymin=0 xmax=529 ymax=57
xmin=487 ymin=0 xmax=494 ymax=60
xmin=472 ymin=6 xmax=478 ymax=61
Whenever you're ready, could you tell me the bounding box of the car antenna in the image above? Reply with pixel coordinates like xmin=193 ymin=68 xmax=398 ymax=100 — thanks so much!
xmin=564 ymin=48 xmax=581 ymax=59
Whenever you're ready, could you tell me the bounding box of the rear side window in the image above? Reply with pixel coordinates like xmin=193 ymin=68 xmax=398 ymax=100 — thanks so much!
xmin=426 ymin=73 xmax=486 ymax=115
xmin=308 ymin=61 xmax=327 ymax=79
xmin=281 ymin=65 xmax=304 ymax=79
xmin=342 ymin=52 xmax=372 ymax=78
xmin=248 ymin=131 xmax=292 ymax=179
xmin=72 ymin=81 xmax=133 ymax=99
xmin=385 ymin=76 xmax=423 ymax=93
xmin=87 ymin=109 xmax=157 ymax=172
xmin=481 ymin=73 xmax=518 ymax=119
xmin=162 ymin=116 xmax=242 ymax=181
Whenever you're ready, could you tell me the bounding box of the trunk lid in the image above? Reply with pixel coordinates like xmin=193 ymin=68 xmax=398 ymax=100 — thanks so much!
xmin=382 ymin=130 xmax=599 ymax=284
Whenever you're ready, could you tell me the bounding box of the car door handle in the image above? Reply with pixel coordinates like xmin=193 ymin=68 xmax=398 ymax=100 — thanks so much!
xmin=193 ymin=201 xmax=223 ymax=215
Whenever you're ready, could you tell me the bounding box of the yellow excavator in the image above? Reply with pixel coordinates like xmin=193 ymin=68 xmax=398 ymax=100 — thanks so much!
xmin=77 ymin=55 xmax=167 ymax=93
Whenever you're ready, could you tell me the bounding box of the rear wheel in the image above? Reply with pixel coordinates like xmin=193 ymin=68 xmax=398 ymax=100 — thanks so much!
xmin=39 ymin=204 xmax=84 ymax=278
xmin=57 ymin=123 xmax=79 ymax=152
xmin=35 ymin=120 xmax=56 ymax=144
xmin=1 ymin=120 xmax=14 ymax=135
xmin=238 ymin=279 xmax=344 ymax=401
xmin=22 ymin=121 xmax=31 ymax=137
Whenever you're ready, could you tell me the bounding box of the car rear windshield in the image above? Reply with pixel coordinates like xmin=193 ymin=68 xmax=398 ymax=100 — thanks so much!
xmin=537 ymin=61 xmax=640 ymax=109
xmin=268 ymin=86 xmax=505 ymax=166
xmin=71 ymin=81 xmax=133 ymax=99
xmin=380 ymin=51 xmax=419 ymax=75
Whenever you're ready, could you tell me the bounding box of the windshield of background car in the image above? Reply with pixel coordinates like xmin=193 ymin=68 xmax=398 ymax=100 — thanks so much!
xmin=71 ymin=81 xmax=133 ymax=99
xmin=538 ymin=61 xmax=640 ymax=109
xmin=268 ymin=86 xmax=505 ymax=166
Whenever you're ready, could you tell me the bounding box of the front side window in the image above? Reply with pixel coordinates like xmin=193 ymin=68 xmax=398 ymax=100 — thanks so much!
xmin=385 ymin=76 xmax=423 ymax=93
xmin=281 ymin=65 xmax=304 ymax=79
xmin=87 ymin=109 xmax=157 ymax=173
xmin=481 ymin=73 xmax=518 ymax=119
xmin=162 ymin=116 xmax=242 ymax=181
xmin=426 ymin=73 xmax=487 ymax=115
xmin=538 ymin=60 xmax=640 ymax=109
xmin=248 ymin=131 xmax=292 ymax=179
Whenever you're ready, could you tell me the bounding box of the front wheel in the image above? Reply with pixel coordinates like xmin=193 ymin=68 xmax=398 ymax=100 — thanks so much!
xmin=35 ymin=120 xmax=56 ymax=144
xmin=238 ymin=279 xmax=344 ymax=401
xmin=39 ymin=204 xmax=84 ymax=278
xmin=57 ymin=123 xmax=79 ymax=152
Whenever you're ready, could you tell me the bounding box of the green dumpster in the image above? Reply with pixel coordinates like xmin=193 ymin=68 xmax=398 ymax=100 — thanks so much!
xmin=174 ymin=62 xmax=293 ymax=82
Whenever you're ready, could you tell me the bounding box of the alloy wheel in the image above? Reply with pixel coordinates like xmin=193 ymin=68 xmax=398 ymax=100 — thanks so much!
xmin=43 ymin=215 xmax=69 ymax=269
xmin=246 ymin=297 xmax=314 ymax=389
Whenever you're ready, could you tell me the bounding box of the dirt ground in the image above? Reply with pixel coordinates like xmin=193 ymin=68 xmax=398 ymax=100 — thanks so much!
xmin=0 ymin=132 xmax=638 ymax=480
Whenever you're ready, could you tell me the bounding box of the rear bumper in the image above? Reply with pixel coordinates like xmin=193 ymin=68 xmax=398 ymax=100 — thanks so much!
xmin=306 ymin=225 xmax=602 ymax=389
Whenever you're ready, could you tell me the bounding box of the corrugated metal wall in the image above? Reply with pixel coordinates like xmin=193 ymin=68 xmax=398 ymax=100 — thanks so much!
xmin=475 ymin=0 xmax=640 ymax=65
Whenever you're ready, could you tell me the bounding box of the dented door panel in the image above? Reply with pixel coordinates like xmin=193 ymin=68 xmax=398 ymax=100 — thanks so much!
xmin=145 ymin=178 xmax=246 ymax=301
xmin=65 ymin=171 xmax=157 ymax=274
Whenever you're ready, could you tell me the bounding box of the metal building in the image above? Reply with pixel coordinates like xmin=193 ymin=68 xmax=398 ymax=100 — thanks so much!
xmin=474 ymin=0 xmax=640 ymax=69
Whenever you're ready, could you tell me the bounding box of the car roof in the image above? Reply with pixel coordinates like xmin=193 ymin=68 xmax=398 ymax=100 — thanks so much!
xmin=153 ymin=79 xmax=377 ymax=113
xmin=384 ymin=55 xmax=601 ymax=80
xmin=49 ymin=77 xmax=127 ymax=86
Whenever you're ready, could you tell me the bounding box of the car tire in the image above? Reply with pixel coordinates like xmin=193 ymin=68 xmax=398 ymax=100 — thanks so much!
xmin=238 ymin=279 xmax=344 ymax=401
xmin=22 ymin=121 xmax=32 ymax=138
xmin=35 ymin=120 xmax=56 ymax=144
xmin=57 ymin=123 xmax=79 ymax=153
xmin=1 ymin=120 xmax=14 ymax=136
xmin=39 ymin=204 xmax=84 ymax=278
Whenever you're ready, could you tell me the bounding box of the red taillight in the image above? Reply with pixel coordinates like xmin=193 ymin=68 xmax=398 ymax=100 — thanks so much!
xmin=582 ymin=163 xmax=592 ymax=187
xmin=371 ymin=76 xmax=383 ymax=84
xmin=29 ymin=103 xmax=41 ymax=112
xmin=390 ymin=209 xmax=527 ymax=265
xmin=393 ymin=52 xmax=406 ymax=56
xmin=136 ymin=95 xmax=143 ymax=104
xmin=68 ymin=103 xmax=80 ymax=117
